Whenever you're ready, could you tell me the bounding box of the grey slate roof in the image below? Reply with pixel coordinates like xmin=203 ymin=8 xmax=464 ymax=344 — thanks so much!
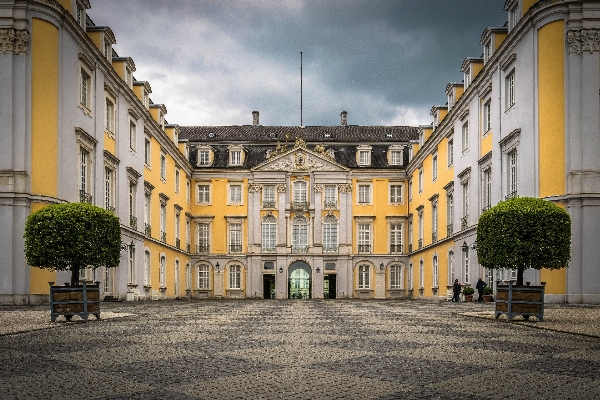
xmin=179 ymin=125 xmax=419 ymax=143
xmin=182 ymin=125 xmax=419 ymax=169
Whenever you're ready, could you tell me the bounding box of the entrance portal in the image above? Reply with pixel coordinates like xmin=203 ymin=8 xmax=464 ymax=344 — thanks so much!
xmin=324 ymin=274 xmax=336 ymax=299
xmin=263 ymin=274 xmax=275 ymax=299
xmin=288 ymin=261 xmax=311 ymax=299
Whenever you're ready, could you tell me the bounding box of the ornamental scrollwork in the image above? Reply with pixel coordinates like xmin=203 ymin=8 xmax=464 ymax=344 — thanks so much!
xmin=248 ymin=184 xmax=262 ymax=193
xmin=0 ymin=28 xmax=28 ymax=54
xmin=314 ymin=184 xmax=323 ymax=193
xmin=567 ymin=29 xmax=600 ymax=54
xmin=276 ymin=183 xmax=287 ymax=193
xmin=339 ymin=183 xmax=352 ymax=193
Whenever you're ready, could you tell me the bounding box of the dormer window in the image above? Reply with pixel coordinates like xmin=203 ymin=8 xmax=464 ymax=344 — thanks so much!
xmin=357 ymin=145 xmax=372 ymax=166
xmin=484 ymin=41 xmax=492 ymax=63
xmin=465 ymin=67 xmax=471 ymax=88
xmin=143 ymin=90 xmax=149 ymax=108
xmin=228 ymin=145 xmax=244 ymax=166
xmin=104 ymin=41 xmax=110 ymax=59
xmin=159 ymin=112 xmax=164 ymax=130
xmin=76 ymin=5 xmax=85 ymax=29
xmin=197 ymin=145 xmax=213 ymax=167
xmin=125 ymin=67 xmax=132 ymax=88
xmin=324 ymin=132 xmax=331 ymax=139
xmin=386 ymin=132 xmax=393 ymax=139
xmin=388 ymin=145 xmax=403 ymax=166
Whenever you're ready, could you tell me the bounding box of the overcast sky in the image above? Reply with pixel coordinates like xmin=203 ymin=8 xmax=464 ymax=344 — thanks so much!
xmin=89 ymin=0 xmax=507 ymax=128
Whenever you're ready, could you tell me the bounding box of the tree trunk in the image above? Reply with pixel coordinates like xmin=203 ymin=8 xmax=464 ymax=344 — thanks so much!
xmin=516 ymin=266 xmax=524 ymax=286
xmin=71 ymin=266 xmax=80 ymax=286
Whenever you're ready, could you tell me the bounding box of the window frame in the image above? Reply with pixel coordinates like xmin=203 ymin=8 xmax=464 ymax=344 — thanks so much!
xmin=389 ymin=184 xmax=403 ymax=204
xmin=261 ymin=214 xmax=277 ymax=252
xmin=198 ymin=264 xmax=210 ymax=289
xmin=197 ymin=183 xmax=211 ymax=205
xmin=358 ymin=264 xmax=370 ymax=289
xmin=357 ymin=183 xmax=372 ymax=205
xmin=228 ymin=183 xmax=243 ymax=205
xmin=461 ymin=122 xmax=469 ymax=152
xmin=323 ymin=214 xmax=338 ymax=252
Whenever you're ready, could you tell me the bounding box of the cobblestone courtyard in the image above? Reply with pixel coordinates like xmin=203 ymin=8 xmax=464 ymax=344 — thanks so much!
xmin=1 ymin=300 xmax=599 ymax=399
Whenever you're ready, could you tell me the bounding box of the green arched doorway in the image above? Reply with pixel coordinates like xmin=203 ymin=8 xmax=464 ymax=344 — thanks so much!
xmin=289 ymin=261 xmax=311 ymax=299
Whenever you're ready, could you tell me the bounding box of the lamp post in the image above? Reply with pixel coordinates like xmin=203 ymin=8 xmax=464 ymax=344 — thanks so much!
xmin=461 ymin=241 xmax=469 ymax=253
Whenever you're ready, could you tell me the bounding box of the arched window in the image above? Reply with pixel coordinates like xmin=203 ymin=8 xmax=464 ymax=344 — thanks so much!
xmin=229 ymin=264 xmax=241 ymax=289
xmin=292 ymin=216 xmax=308 ymax=253
xmin=390 ymin=265 xmax=402 ymax=289
xmin=419 ymin=260 xmax=424 ymax=289
xmin=261 ymin=214 xmax=277 ymax=252
xmin=358 ymin=264 xmax=370 ymax=289
xmin=323 ymin=214 xmax=338 ymax=252
xmin=432 ymin=256 xmax=438 ymax=288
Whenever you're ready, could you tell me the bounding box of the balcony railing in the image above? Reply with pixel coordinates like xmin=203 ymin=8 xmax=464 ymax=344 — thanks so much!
xmin=144 ymin=223 xmax=151 ymax=237
xmin=390 ymin=244 xmax=403 ymax=254
xmin=262 ymin=246 xmax=277 ymax=253
xmin=323 ymin=245 xmax=338 ymax=253
xmin=196 ymin=244 xmax=209 ymax=253
xmin=461 ymin=216 xmax=469 ymax=230
xmin=324 ymin=201 xmax=337 ymax=209
xmin=79 ymin=190 xmax=92 ymax=204
xmin=292 ymin=246 xmax=308 ymax=253
xmin=230 ymin=244 xmax=242 ymax=253
xmin=175 ymin=238 xmax=180 ymax=249
xmin=418 ymin=239 xmax=423 ymax=249
xmin=358 ymin=244 xmax=371 ymax=253
xmin=447 ymin=224 xmax=453 ymax=236
xmin=262 ymin=201 xmax=276 ymax=209
xmin=432 ymin=231 xmax=437 ymax=243
xmin=291 ymin=201 xmax=308 ymax=209
xmin=160 ymin=231 xmax=166 ymax=243
xmin=129 ymin=216 xmax=137 ymax=230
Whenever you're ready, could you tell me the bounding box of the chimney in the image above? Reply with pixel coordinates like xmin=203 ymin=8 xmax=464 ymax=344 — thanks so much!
xmin=252 ymin=111 xmax=259 ymax=126
xmin=340 ymin=111 xmax=347 ymax=126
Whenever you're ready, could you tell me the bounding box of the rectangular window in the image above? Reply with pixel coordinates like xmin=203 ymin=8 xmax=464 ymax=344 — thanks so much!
xmin=418 ymin=212 xmax=424 ymax=247
xmin=358 ymin=265 xmax=370 ymax=289
xmin=160 ymin=204 xmax=166 ymax=242
xmin=484 ymin=101 xmax=491 ymax=132
xmin=433 ymin=257 xmax=438 ymax=288
xmin=262 ymin=220 xmax=277 ymax=252
xmin=198 ymin=150 xmax=210 ymax=165
xmin=197 ymin=223 xmax=209 ymax=253
xmin=104 ymin=167 xmax=114 ymax=211
xmin=485 ymin=42 xmax=492 ymax=62
xmin=447 ymin=194 xmax=454 ymax=235
xmin=144 ymin=251 xmax=150 ymax=286
xmin=447 ymin=138 xmax=454 ymax=166
xmin=175 ymin=212 xmax=180 ymax=241
xmin=408 ymin=180 xmax=413 ymax=201
xmin=432 ymin=154 xmax=438 ymax=181
xmin=432 ymin=205 xmax=438 ymax=240
xmin=128 ymin=246 xmax=135 ymax=285
xmin=186 ymin=180 xmax=191 ymax=203
xmin=229 ymin=223 xmax=242 ymax=253
xmin=263 ymin=185 xmax=276 ymax=208
xmin=324 ymin=185 xmax=337 ymax=208
xmin=323 ymin=218 xmax=338 ymax=252
xmin=359 ymin=150 xmax=370 ymax=166
xmin=509 ymin=150 xmax=518 ymax=197
xmin=105 ymin=99 xmax=114 ymax=132
xmin=129 ymin=121 xmax=136 ymax=151
xmin=125 ymin=67 xmax=132 ymax=88
xmin=80 ymin=148 xmax=89 ymax=201
xmin=390 ymin=150 xmax=402 ymax=165
xmin=198 ymin=185 xmax=210 ymax=203
xmin=144 ymin=139 xmax=151 ymax=166
xmin=390 ymin=224 xmax=402 ymax=253
xmin=230 ymin=150 xmax=242 ymax=165
xmin=465 ymin=68 xmax=471 ymax=87
xmin=358 ymin=224 xmax=371 ymax=253
xmin=419 ymin=261 xmax=424 ymax=289
xmin=462 ymin=182 xmax=469 ymax=219
xmin=229 ymin=265 xmax=241 ymax=289
xmin=129 ymin=182 xmax=136 ymax=229
xmin=390 ymin=185 xmax=402 ymax=204
xmin=507 ymin=72 xmax=515 ymax=108
xmin=293 ymin=181 xmax=307 ymax=204
xmin=292 ymin=220 xmax=308 ymax=252
xmin=483 ymin=168 xmax=492 ymax=211
xmin=229 ymin=184 xmax=242 ymax=204
xmin=358 ymin=184 xmax=371 ymax=204
xmin=160 ymin=153 xmax=166 ymax=181
xmin=198 ymin=265 xmax=209 ymax=289
xmin=80 ymin=69 xmax=90 ymax=108
xmin=418 ymin=169 xmax=423 ymax=192
xmin=175 ymin=169 xmax=180 ymax=193
xmin=462 ymin=122 xmax=469 ymax=152
xmin=408 ymin=264 xmax=413 ymax=290
xmin=390 ymin=265 xmax=402 ymax=289
xmin=144 ymin=193 xmax=150 ymax=231
xmin=464 ymin=251 xmax=470 ymax=284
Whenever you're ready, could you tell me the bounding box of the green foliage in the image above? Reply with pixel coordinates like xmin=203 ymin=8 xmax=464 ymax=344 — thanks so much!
xmin=476 ymin=197 xmax=571 ymax=271
xmin=483 ymin=286 xmax=493 ymax=295
xmin=24 ymin=203 xmax=121 ymax=273
xmin=462 ymin=286 xmax=475 ymax=295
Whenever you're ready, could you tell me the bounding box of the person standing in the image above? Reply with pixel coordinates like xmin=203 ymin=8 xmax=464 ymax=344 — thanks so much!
xmin=452 ymin=279 xmax=461 ymax=302
xmin=476 ymin=278 xmax=487 ymax=303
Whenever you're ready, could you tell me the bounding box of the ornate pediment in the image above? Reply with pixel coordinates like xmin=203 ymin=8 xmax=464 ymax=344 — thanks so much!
xmin=252 ymin=147 xmax=348 ymax=172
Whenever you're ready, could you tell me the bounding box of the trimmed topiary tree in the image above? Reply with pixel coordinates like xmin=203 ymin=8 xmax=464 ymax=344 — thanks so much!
xmin=24 ymin=203 xmax=121 ymax=286
xmin=477 ymin=197 xmax=571 ymax=286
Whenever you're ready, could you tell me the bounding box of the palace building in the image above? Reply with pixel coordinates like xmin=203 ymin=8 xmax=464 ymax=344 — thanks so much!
xmin=1 ymin=0 xmax=600 ymax=304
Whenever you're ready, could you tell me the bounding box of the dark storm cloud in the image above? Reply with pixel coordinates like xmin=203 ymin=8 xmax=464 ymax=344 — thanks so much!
xmin=88 ymin=0 xmax=507 ymax=126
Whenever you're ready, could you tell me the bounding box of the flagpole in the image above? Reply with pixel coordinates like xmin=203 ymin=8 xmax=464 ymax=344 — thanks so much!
xmin=300 ymin=51 xmax=303 ymax=126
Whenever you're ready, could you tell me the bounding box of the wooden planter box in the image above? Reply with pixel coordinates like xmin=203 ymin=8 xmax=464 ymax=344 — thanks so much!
xmin=49 ymin=282 xmax=101 ymax=322
xmin=495 ymin=282 xmax=545 ymax=321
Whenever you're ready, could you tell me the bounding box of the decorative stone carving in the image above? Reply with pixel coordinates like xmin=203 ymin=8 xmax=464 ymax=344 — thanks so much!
xmin=313 ymin=143 xmax=335 ymax=161
xmin=293 ymin=137 xmax=307 ymax=149
xmin=266 ymin=142 xmax=288 ymax=159
xmin=277 ymin=183 xmax=287 ymax=193
xmin=339 ymin=183 xmax=352 ymax=193
xmin=261 ymin=153 xmax=341 ymax=172
xmin=0 ymin=28 xmax=28 ymax=54
xmin=248 ymin=184 xmax=261 ymax=193
xmin=314 ymin=184 xmax=323 ymax=193
xmin=568 ymin=29 xmax=600 ymax=54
